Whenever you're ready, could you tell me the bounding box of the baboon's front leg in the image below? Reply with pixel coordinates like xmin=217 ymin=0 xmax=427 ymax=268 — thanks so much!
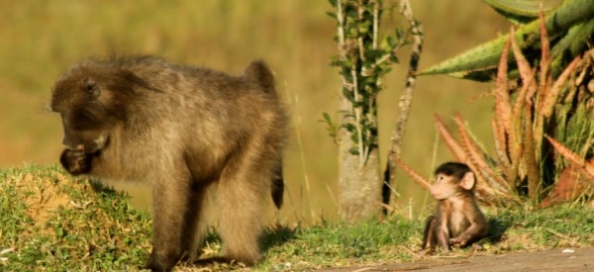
xmin=146 ymin=175 xmax=190 ymax=272
xmin=437 ymin=222 xmax=450 ymax=250
xmin=421 ymin=215 xmax=437 ymax=249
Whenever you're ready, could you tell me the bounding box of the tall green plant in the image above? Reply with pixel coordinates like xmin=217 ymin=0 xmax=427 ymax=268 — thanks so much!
xmin=327 ymin=0 xmax=402 ymax=222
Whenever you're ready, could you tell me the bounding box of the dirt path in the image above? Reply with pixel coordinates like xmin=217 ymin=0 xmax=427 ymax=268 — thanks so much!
xmin=322 ymin=247 xmax=594 ymax=271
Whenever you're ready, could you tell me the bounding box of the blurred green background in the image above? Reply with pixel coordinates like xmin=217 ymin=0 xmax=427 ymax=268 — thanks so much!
xmin=0 ymin=0 xmax=508 ymax=224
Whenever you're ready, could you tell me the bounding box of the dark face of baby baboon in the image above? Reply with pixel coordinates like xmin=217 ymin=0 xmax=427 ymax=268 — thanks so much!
xmin=51 ymin=56 xmax=287 ymax=272
xmin=430 ymin=162 xmax=475 ymax=200
xmin=422 ymin=162 xmax=487 ymax=252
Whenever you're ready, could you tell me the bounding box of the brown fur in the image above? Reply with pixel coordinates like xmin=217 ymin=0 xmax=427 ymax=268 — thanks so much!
xmin=421 ymin=162 xmax=488 ymax=251
xmin=51 ymin=56 xmax=287 ymax=272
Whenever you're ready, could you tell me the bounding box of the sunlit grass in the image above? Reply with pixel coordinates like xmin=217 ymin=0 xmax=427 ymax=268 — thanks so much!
xmin=0 ymin=165 xmax=152 ymax=271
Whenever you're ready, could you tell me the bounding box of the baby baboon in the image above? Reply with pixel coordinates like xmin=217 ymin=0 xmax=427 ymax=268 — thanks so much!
xmin=422 ymin=162 xmax=488 ymax=251
xmin=51 ymin=56 xmax=287 ymax=272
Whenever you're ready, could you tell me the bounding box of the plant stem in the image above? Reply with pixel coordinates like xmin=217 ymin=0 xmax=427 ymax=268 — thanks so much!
xmin=382 ymin=0 xmax=423 ymax=211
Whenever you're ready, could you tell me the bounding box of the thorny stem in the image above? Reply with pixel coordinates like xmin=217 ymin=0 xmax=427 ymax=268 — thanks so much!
xmin=352 ymin=68 xmax=365 ymax=167
xmin=383 ymin=0 xmax=424 ymax=210
xmin=337 ymin=0 xmax=345 ymax=47
xmin=373 ymin=0 xmax=379 ymax=50
xmin=356 ymin=4 xmax=367 ymax=166
xmin=391 ymin=0 xmax=423 ymax=157
xmin=364 ymin=0 xmax=380 ymax=163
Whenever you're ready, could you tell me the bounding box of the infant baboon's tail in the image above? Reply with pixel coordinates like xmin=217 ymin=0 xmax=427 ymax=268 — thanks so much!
xmin=243 ymin=60 xmax=275 ymax=94
xmin=271 ymin=159 xmax=284 ymax=209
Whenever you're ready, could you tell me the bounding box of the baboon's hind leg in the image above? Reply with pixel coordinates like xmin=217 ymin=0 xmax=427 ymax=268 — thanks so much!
xmin=216 ymin=157 xmax=271 ymax=264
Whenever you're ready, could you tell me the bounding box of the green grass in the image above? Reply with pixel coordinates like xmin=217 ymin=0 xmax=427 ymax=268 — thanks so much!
xmin=1 ymin=165 xmax=593 ymax=271
xmin=0 ymin=165 xmax=152 ymax=271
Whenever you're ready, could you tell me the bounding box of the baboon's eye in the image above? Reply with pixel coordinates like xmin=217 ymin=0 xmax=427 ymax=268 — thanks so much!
xmin=85 ymin=82 xmax=101 ymax=100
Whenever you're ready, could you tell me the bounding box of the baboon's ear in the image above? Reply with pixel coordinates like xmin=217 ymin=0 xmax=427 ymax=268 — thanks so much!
xmin=84 ymin=78 xmax=101 ymax=100
xmin=117 ymin=69 xmax=156 ymax=92
xmin=460 ymin=172 xmax=475 ymax=190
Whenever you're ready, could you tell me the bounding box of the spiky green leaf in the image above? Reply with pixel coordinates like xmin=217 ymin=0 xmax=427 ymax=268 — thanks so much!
xmin=420 ymin=0 xmax=594 ymax=79
xmin=484 ymin=0 xmax=565 ymax=24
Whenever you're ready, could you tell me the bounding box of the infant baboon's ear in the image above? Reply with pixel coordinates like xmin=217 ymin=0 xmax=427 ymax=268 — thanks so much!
xmin=459 ymin=172 xmax=475 ymax=190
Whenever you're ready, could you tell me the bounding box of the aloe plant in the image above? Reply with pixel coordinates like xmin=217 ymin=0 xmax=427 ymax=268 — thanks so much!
xmin=419 ymin=0 xmax=594 ymax=82
xmin=399 ymin=13 xmax=594 ymax=207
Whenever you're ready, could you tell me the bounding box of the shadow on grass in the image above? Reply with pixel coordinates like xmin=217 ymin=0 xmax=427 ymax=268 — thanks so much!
xmin=89 ymin=178 xmax=120 ymax=196
xmin=260 ymin=223 xmax=298 ymax=251
xmin=191 ymin=225 xmax=297 ymax=267
xmin=200 ymin=223 xmax=297 ymax=254
xmin=486 ymin=216 xmax=512 ymax=244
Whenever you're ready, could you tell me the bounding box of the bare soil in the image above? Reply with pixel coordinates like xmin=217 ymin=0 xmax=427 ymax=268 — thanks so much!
xmin=18 ymin=173 xmax=70 ymax=232
xmin=322 ymin=247 xmax=594 ymax=271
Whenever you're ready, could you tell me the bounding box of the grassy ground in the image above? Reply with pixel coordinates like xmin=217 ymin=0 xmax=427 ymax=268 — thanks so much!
xmin=0 ymin=0 xmax=511 ymax=224
xmin=0 ymin=165 xmax=152 ymax=271
xmin=2 ymin=166 xmax=593 ymax=271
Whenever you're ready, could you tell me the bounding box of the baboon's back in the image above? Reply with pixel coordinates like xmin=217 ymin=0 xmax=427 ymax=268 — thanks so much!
xmin=137 ymin=58 xmax=284 ymax=181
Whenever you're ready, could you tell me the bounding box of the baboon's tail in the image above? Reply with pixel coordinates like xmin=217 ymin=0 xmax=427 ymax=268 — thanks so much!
xmin=244 ymin=60 xmax=283 ymax=208
xmin=243 ymin=60 xmax=276 ymax=94
xmin=271 ymin=159 xmax=284 ymax=209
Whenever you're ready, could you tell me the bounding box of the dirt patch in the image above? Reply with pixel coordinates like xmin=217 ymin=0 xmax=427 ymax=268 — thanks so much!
xmin=15 ymin=172 xmax=71 ymax=233
xmin=322 ymin=247 xmax=594 ymax=271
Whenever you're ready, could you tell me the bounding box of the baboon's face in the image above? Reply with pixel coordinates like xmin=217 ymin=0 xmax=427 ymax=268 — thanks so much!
xmin=59 ymin=113 xmax=109 ymax=153
xmin=50 ymin=64 xmax=135 ymax=154
xmin=430 ymin=172 xmax=475 ymax=200
xmin=430 ymin=174 xmax=459 ymax=200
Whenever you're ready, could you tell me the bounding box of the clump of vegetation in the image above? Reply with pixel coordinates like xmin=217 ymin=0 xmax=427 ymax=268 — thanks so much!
xmin=325 ymin=0 xmax=425 ymax=222
xmin=0 ymin=165 xmax=152 ymax=271
xmin=325 ymin=0 xmax=410 ymax=221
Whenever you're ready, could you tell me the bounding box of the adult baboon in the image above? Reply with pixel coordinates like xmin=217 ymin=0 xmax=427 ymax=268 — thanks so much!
xmin=51 ymin=56 xmax=287 ymax=272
